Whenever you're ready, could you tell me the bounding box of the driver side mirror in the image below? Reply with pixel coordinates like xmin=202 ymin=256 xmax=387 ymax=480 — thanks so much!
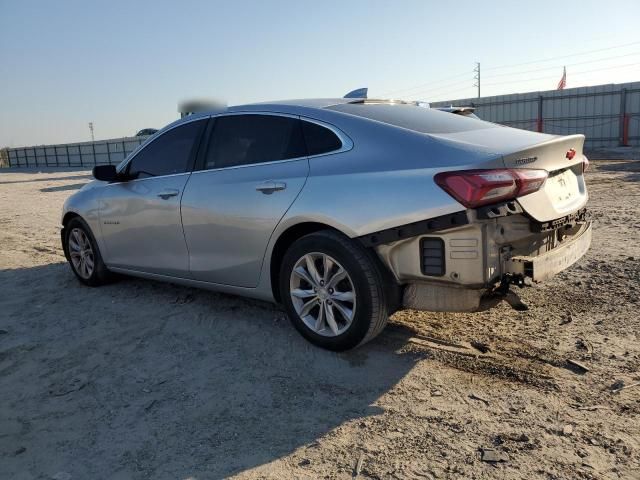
xmin=92 ymin=164 xmax=120 ymax=182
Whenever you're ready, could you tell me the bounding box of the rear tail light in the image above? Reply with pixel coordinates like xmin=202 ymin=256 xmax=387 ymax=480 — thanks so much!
xmin=514 ymin=169 xmax=548 ymax=196
xmin=434 ymin=169 xmax=548 ymax=208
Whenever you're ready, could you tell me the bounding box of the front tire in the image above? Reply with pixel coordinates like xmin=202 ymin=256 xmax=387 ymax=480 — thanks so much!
xmin=280 ymin=230 xmax=392 ymax=351
xmin=63 ymin=217 xmax=112 ymax=286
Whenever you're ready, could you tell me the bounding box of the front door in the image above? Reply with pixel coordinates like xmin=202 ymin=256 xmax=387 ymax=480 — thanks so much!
xmin=99 ymin=118 xmax=207 ymax=276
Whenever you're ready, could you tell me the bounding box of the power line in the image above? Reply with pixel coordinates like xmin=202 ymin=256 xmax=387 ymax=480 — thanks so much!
xmin=410 ymin=54 xmax=638 ymax=97
xmin=376 ymin=40 xmax=640 ymax=99
xmin=378 ymin=70 xmax=472 ymax=97
xmin=408 ymin=62 xmax=640 ymax=102
xmin=482 ymin=61 xmax=640 ymax=87
xmin=403 ymin=77 xmax=477 ymax=99
xmin=482 ymin=51 xmax=640 ymax=79
xmin=483 ymin=40 xmax=640 ymax=71
xmin=413 ymin=84 xmax=479 ymax=102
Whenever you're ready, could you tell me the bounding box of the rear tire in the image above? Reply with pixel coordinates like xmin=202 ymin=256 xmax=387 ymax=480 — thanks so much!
xmin=279 ymin=230 xmax=393 ymax=351
xmin=63 ymin=217 xmax=112 ymax=286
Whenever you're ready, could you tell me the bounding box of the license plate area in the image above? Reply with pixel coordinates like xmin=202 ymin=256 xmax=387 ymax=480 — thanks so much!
xmin=545 ymin=168 xmax=580 ymax=209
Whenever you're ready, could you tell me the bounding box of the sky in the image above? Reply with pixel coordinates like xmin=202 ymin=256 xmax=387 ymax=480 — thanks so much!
xmin=1 ymin=0 xmax=640 ymax=147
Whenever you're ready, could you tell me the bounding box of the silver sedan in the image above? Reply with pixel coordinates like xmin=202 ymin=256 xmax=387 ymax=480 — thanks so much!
xmin=61 ymin=98 xmax=591 ymax=350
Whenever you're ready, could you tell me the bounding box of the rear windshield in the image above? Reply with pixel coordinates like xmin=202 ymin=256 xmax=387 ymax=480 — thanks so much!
xmin=327 ymin=103 xmax=494 ymax=134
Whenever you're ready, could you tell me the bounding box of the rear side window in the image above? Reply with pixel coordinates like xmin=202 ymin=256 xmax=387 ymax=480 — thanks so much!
xmin=127 ymin=120 xmax=204 ymax=178
xmin=301 ymin=120 xmax=342 ymax=156
xmin=204 ymin=114 xmax=306 ymax=169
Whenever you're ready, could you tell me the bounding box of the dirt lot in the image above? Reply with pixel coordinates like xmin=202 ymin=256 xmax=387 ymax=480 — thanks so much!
xmin=0 ymin=162 xmax=639 ymax=480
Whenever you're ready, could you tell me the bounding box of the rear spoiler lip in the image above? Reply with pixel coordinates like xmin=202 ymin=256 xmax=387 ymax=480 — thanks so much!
xmin=502 ymin=133 xmax=586 ymax=170
xmin=435 ymin=106 xmax=476 ymax=114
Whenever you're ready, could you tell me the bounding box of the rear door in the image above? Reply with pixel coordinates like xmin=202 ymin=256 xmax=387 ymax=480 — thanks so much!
xmin=180 ymin=113 xmax=309 ymax=287
xmin=99 ymin=118 xmax=207 ymax=276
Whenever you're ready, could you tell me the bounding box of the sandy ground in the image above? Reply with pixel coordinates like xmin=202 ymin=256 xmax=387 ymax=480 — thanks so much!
xmin=0 ymin=162 xmax=639 ymax=480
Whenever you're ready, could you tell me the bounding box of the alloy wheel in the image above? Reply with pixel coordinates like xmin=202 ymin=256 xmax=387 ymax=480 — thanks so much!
xmin=68 ymin=227 xmax=95 ymax=279
xmin=289 ymin=252 xmax=356 ymax=337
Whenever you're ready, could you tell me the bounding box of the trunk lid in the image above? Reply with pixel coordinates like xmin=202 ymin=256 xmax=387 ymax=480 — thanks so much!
xmin=501 ymin=134 xmax=587 ymax=222
xmin=326 ymin=103 xmax=588 ymax=222
xmin=428 ymin=128 xmax=588 ymax=222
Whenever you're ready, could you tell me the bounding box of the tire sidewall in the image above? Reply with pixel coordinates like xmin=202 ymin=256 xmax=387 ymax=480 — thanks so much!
xmin=280 ymin=233 xmax=377 ymax=351
xmin=64 ymin=217 xmax=106 ymax=286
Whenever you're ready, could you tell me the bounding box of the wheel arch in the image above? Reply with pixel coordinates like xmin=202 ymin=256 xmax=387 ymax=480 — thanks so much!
xmin=61 ymin=212 xmax=82 ymax=260
xmin=62 ymin=211 xmax=81 ymax=226
xmin=61 ymin=211 xmax=107 ymax=266
xmin=269 ymin=221 xmax=400 ymax=308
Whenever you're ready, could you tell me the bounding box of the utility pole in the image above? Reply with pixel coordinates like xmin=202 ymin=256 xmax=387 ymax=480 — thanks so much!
xmin=88 ymin=122 xmax=95 ymax=141
xmin=473 ymin=62 xmax=481 ymax=98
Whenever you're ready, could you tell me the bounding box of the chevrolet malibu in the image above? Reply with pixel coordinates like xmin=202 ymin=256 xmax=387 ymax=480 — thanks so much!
xmin=61 ymin=98 xmax=591 ymax=350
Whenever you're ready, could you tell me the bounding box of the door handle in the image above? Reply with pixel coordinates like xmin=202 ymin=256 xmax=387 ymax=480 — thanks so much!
xmin=256 ymin=181 xmax=286 ymax=194
xmin=157 ymin=189 xmax=180 ymax=199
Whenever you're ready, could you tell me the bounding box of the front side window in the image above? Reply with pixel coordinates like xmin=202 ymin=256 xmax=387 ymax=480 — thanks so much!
xmin=127 ymin=120 xmax=204 ymax=178
xmin=204 ymin=114 xmax=306 ymax=169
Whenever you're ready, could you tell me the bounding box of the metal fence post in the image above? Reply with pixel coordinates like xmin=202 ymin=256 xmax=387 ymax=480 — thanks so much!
xmin=66 ymin=145 xmax=70 ymax=167
xmin=622 ymin=114 xmax=630 ymax=147
xmin=107 ymin=142 xmax=111 ymax=165
xmin=537 ymin=96 xmax=544 ymax=133
xmin=91 ymin=142 xmax=97 ymax=166
xmin=78 ymin=144 xmax=83 ymax=167
xmin=619 ymin=88 xmax=628 ymax=146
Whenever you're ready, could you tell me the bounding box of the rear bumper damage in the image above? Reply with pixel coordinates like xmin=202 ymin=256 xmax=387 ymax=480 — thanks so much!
xmin=372 ymin=209 xmax=592 ymax=313
xmin=503 ymin=221 xmax=591 ymax=282
xmin=403 ymin=283 xmax=487 ymax=312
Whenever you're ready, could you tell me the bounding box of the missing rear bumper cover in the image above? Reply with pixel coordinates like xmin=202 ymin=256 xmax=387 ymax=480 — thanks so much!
xmin=504 ymin=221 xmax=592 ymax=282
xmin=476 ymin=200 xmax=523 ymax=219
xmin=529 ymin=207 xmax=589 ymax=233
xmin=358 ymin=211 xmax=469 ymax=247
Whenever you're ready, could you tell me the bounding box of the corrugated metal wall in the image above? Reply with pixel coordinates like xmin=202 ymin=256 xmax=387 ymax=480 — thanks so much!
xmin=4 ymin=81 xmax=639 ymax=168
xmin=5 ymin=136 xmax=149 ymax=168
xmin=430 ymin=81 xmax=640 ymax=148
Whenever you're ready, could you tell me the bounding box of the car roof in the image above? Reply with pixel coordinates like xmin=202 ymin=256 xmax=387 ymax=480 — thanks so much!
xmin=229 ymin=98 xmax=356 ymax=111
xmin=231 ymin=98 xmax=421 ymax=110
xmin=168 ymin=98 xmax=428 ymax=131
xmin=178 ymin=98 xmax=420 ymax=119
xmin=166 ymin=98 xmax=354 ymax=126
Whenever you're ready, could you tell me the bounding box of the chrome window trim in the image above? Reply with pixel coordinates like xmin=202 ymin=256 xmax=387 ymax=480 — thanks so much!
xmin=191 ymin=157 xmax=307 ymax=175
xmin=104 ymin=171 xmax=192 ymax=186
xmin=191 ymin=111 xmax=354 ymax=174
xmin=116 ymin=116 xmax=210 ymax=176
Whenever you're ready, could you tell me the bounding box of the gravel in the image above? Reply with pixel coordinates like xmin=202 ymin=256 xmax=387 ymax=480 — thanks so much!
xmin=1 ymin=161 xmax=639 ymax=479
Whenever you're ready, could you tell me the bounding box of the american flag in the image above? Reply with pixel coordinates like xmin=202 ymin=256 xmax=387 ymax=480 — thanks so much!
xmin=557 ymin=66 xmax=567 ymax=90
